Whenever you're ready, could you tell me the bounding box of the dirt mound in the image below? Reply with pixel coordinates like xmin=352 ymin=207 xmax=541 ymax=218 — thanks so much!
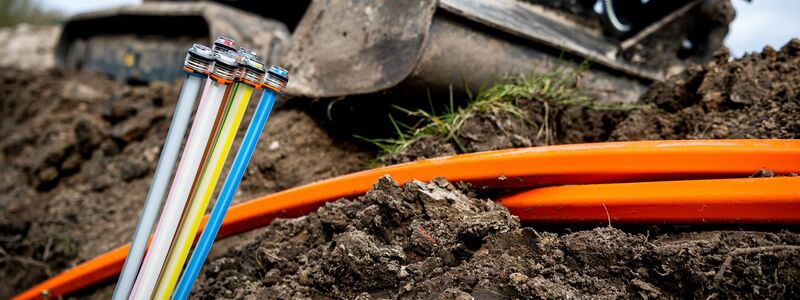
xmin=195 ymin=176 xmax=800 ymax=299
xmin=612 ymin=39 xmax=800 ymax=140
xmin=0 ymin=68 xmax=369 ymax=298
xmin=1 ymin=69 xmax=163 ymax=298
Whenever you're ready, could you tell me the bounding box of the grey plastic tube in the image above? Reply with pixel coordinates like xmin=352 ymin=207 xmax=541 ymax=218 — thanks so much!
xmin=111 ymin=73 xmax=204 ymax=300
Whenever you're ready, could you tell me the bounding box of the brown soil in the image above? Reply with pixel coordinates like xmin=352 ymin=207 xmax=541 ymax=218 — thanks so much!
xmin=1 ymin=38 xmax=798 ymax=300
xmin=195 ymin=176 xmax=800 ymax=299
xmin=612 ymin=39 xmax=800 ymax=140
xmin=0 ymin=69 xmax=369 ymax=298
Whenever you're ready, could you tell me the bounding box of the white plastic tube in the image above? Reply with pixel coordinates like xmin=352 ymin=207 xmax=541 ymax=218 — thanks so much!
xmin=129 ymin=79 xmax=230 ymax=300
xmin=111 ymin=73 xmax=203 ymax=300
xmin=154 ymin=83 xmax=254 ymax=299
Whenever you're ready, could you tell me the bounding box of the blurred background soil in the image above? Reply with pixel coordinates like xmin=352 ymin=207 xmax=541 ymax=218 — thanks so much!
xmin=0 ymin=22 xmax=798 ymax=300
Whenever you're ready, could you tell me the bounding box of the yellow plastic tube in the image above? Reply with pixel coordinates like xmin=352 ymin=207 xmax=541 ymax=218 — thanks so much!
xmin=154 ymin=83 xmax=254 ymax=298
xmin=128 ymin=79 xmax=230 ymax=300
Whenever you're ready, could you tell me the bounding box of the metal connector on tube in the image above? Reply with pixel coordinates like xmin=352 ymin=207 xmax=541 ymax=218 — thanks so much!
xmin=173 ymin=66 xmax=288 ymax=300
xmin=208 ymin=50 xmax=239 ymax=84
xmin=111 ymin=44 xmax=212 ymax=300
xmin=263 ymin=65 xmax=288 ymax=93
xmin=129 ymin=49 xmax=239 ymax=300
xmin=182 ymin=44 xmax=214 ymax=75
xmin=234 ymin=47 xmax=259 ymax=81
xmin=239 ymin=50 xmax=267 ymax=89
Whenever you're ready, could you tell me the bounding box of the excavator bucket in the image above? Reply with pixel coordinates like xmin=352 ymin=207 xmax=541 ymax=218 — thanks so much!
xmin=283 ymin=0 xmax=658 ymax=103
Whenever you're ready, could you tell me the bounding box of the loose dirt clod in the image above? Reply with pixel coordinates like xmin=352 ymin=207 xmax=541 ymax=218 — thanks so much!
xmin=194 ymin=176 xmax=515 ymax=299
xmin=195 ymin=177 xmax=800 ymax=299
xmin=612 ymin=39 xmax=800 ymax=140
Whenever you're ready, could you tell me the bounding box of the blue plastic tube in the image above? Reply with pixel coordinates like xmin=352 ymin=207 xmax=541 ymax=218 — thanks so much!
xmin=172 ymin=88 xmax=279 ymax=300
xmin=111 ymin=72 xmax=204 ymax=300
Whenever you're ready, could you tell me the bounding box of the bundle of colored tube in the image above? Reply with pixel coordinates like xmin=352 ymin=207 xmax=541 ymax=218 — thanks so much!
xmin=128 ymin=39 xmax=242 ymax=300
xmin=112 ymin=43 xmax=213 ymax=300
xmin=110 ymin=35 xmax=289 ymax=300
xmin=173 ymin=65 xmax=288 ymax=300
xmin=154 ymin=49 xmax=269 ymax=299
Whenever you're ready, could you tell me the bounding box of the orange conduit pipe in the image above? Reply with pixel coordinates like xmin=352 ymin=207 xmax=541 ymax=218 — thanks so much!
xmin=501 ymin=176 xmax=800 ymax=224
xmin=13 ymin=139 xmax=800 ymax=300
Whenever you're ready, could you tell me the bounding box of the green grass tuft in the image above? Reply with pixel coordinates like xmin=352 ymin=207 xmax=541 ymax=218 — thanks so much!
xmin=358 ymin=66 xmax=643 ymax=158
